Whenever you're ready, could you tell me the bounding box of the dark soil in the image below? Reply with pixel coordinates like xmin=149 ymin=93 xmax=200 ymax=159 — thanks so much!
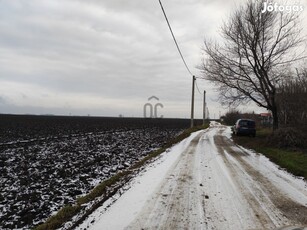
xmin=0 ymin=114 xmax=202 ymax=229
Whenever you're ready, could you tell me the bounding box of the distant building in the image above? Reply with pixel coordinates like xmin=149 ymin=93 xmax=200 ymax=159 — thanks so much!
xmin=259 ymin=113 xmax=273 ymax=126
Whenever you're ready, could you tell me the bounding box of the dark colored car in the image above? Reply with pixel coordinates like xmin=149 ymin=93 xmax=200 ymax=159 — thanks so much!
xmin=233 ymin=119 xmax=256 ymax=137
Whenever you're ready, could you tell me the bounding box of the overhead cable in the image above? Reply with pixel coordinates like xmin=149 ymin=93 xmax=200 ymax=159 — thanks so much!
xmin=158 ymin=0 xmax=193 ymax=76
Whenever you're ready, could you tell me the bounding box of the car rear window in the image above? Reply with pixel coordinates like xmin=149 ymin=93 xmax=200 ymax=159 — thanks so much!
xmin=239 ymin=120 xmax=255 ymax=127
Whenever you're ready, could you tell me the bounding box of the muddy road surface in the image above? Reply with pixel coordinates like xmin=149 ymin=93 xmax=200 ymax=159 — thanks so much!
xmin=80 ymin=123 xmax=307 ymax=230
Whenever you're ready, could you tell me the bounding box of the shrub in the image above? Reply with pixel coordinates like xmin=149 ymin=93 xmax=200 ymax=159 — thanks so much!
xmin=269 ymin=127 xmax=306 ymax=149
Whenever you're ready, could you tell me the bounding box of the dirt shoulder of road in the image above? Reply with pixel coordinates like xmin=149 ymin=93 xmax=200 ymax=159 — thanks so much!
xmin=214 ymin=132 xmax=307 ymax=226
xmin=232 ymin=128 xmax=307 ymax=180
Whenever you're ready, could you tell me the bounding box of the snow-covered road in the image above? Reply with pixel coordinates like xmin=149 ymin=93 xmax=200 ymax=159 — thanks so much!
xmin=78 ymin=123 xmax=307 ymax=230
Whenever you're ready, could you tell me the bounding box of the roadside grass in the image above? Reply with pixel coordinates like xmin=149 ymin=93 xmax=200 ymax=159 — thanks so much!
xmin=34 ymin=124 xmax=208 ymax=230
xmin=233 ymin=127 xmax=307 ymax=180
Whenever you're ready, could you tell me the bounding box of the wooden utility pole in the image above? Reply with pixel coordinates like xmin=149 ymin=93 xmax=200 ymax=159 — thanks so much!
xmin=203 ymin=90 xmax=206 ymax=125
xmin=191 ymin=75 xmax=196 ymax=128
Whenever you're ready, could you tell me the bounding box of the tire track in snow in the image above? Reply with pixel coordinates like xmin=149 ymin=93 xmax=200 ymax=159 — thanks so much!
xmin=81 ymin=123 xmax=307 ymax=230
xmin=127 ymin=123 xmax=307 ymax=229
xmin=127 ymin=132 xmax=206 ymax=230
xmin=214 ymin=127 xmax=307 ymax=227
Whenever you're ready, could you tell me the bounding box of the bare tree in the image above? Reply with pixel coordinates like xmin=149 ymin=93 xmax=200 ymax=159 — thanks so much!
xmin=277 ymin=68 xmax=307 ymax=129
xmin=200 ymin=0 xmax=306 ymax=130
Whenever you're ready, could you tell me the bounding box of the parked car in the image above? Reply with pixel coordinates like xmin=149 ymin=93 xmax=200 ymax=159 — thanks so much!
xmin=233 ymin=119 xmax=256 ymax=137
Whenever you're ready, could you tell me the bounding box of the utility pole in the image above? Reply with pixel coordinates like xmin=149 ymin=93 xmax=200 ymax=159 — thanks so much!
xmin=203 ymin=90 xmax=206 ymax=125
xmin=191 ymin=75 xmax=196 ymax=128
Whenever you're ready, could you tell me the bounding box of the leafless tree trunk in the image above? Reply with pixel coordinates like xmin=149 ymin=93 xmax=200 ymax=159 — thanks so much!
xmin=200 ymin=0 xmax=306 ymax=130
xmin=277 ymin=68 xmax=307 ymax=129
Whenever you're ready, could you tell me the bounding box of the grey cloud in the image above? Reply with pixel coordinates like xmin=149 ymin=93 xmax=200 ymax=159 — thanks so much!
xmin=0 ymin=0 xmax=224 ymax=117
xmin=2 ymin=0 xmax=301 ymax=117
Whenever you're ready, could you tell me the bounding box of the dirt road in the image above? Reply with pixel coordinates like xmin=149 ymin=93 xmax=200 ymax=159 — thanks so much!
xmin=80 ymin=123 xmax=307 ymax=230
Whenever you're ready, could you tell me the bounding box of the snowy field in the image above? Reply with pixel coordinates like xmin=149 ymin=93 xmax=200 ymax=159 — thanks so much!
xmin=78 ymin=122 xmax=307 ymax=230
xmin=0 ymin=115 xmax=196 ymax=229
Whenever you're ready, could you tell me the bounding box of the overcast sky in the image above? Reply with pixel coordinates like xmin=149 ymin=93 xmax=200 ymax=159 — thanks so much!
xmin=0 ymin=0 xmax=306 ymax=118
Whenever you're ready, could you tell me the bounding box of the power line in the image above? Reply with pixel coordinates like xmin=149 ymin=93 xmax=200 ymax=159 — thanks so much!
xmin=195 ymin=79 xmax=202 ymax=95
xmin=158 ymin=0 xmax=193 ymax=77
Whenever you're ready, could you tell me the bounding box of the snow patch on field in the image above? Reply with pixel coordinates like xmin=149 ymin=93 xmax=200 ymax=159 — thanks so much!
xmin=1 ymin=116 xmax=210 ymax=229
